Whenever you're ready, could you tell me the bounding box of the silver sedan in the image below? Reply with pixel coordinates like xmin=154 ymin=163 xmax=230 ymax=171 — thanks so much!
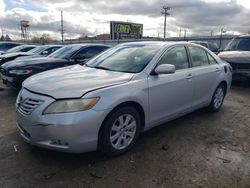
xmin=16 ymin=41 xmax=232 ymax=155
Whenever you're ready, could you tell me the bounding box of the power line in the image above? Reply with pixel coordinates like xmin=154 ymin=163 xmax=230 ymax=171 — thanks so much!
xmin=161 ymin=6 xmax=171 ymax=39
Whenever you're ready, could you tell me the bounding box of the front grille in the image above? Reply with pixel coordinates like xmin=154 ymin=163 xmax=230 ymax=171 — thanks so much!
xmin=230 ymin=63 xmax=237 ymax=71
xmin=229 ymin=63 xmax=250 ymax=71
xmin=0 ymin=59 xmax=6 ymax=65
xmin=238 ymin=63 xmax=250 ymax=70
xmin=17 ymin=98 xmax=44 ymax=115
xmin=0 ymin=68 xmax=6 ymax=75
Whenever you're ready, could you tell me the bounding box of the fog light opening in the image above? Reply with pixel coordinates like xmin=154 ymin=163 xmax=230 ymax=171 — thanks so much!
xmin=50 ymin=139 xmax=69 ymax=146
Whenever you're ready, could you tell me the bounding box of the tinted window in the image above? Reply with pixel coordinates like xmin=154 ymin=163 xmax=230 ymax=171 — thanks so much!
xmin=74 ymin=46 xmax=109 ymax=59
xmin=5 ymin=43 xmax=19 ymax=49
xmin=208 ymin=43 xmax=219 ymax=51
xmin=45 ymin=47 xmax=61 ymax=55
xmin=28 ymin=46 xmax=47 ymax=54
xmin=207 ymin=53 xmax=217 ymax=64
xmin=158 ymin=46 xmax=189 ymax=70
xmin=48 ymin=45 xmax=82 ymax=59
xmin=0 ymin=43 xmax=7 ymax=50
xmin=20 ymin=46 xmax=35 ymax=52
xmin=6 ymin=45 xmax=24 ymax=53
xmin=224 ymin=38 xmax=250 ymax=51
xmin=199 ymin=42 xmax=209 ymax=48
xmin=189 ymin=47 xmax=209 ymax=67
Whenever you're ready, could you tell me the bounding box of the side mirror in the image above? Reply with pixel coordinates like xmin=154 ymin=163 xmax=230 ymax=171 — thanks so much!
xmin=217 ymin=48 xmax=223 ymax=53
xmin=74 ymin=56 xmax=86 ymax=62
xmin=42 ymin=51 xmax=49 ymax=56
xmin=154 ymin=64 xmax=175 ymax=75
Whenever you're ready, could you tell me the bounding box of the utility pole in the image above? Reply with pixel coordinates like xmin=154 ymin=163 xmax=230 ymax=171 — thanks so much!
xmin=184 ymin=29 xmax=187 ymax=40
xmin=61 ymin=10 xmax=64 ymax=43
xmin=161 ymin=6 xmax=171 ymax=39
xmin=219 ymin=28 xmax=226 ymax=49
xmin=210 ymin=30 xmax=214 ymax=37
xmin=179 ymin=28 xmax=182 ymax=37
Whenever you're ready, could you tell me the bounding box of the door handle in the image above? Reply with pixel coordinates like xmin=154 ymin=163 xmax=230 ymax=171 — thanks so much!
xmin=186 ymin=74 xmax=193 ymax=79
xmin=215 ymin=68 xmax=220 ymax=73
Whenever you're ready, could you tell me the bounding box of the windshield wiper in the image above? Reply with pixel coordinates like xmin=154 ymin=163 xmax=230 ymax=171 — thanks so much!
xmin=94 ymin=66 xmax=112 ymax=71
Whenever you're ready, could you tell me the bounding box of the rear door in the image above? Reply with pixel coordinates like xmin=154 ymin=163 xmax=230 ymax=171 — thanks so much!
xmin=188 ymin=46 xmax=221 ymax=106
xmin=148 ymin=46 xmax=194 ymax=124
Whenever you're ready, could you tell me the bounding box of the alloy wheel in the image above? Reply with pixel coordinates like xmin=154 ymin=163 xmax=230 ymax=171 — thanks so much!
xmin=110 ymin=114 xmax=137 ymax=150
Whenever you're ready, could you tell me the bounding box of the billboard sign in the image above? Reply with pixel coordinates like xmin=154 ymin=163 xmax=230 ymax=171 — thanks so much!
xmin=110 ymin=21 xmax=143 ymax=40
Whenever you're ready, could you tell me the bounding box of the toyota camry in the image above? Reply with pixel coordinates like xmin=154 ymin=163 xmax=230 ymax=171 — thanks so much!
xmin=16 ymin=41 xmax=232 ymax=155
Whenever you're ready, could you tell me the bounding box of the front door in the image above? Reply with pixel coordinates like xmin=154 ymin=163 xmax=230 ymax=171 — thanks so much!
xmin=148 ymin=46 xmax=194 ymax=125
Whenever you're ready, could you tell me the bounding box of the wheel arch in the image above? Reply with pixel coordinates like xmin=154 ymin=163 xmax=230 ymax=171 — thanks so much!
xmin=98 ymin=101 xmax=146 ymax=138
xmin=219 ymin=80 xmax=228 ymax=94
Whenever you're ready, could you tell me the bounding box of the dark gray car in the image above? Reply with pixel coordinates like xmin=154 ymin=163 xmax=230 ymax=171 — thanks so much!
xmin=218 ymin=35 xmax=250 ymax=80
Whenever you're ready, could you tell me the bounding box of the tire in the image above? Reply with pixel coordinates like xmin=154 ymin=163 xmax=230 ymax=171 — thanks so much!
xmin=208 ymin=84 xmax=226 ymax=112
xmin=98 ymin=106 xmax=141 ymax=156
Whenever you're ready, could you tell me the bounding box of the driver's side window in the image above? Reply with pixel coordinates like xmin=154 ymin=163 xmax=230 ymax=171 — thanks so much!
xmin=158 ymin=46 xmax=189 ymax=70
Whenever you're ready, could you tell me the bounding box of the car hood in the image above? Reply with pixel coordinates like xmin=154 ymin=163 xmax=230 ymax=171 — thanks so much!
xmin=23 ymin=65 xmax=134 ymax=99
xmin=15 ymin=54 xmax=44 ymax=60
xmin=218 ymin=51 xmax=250 ymax=64
xmin=1 ymin=57 xmax=66 ymax=69
xmin=0 ymin=52 xmax=33 ymax=58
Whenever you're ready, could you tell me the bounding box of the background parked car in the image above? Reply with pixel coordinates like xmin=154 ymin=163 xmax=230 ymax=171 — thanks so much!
xmin=190 ymin=41 xmax=219 ymax=54
xmin=0 ymin=42 xmax=22 ymax=55
xmin=1 ymin=44 xmax=37 ymax=55
xmin=15 ymin=42 xmax=232 ymax=155
xmin=0 ymin=45 xmax=62 ymax=66
xmin=218 ymin=35 xmax=250 ymax=80
xmin=15 ymin=45 xmax=63 ymax=60
xmin=0 ymin=44 xmax=110 ymax=88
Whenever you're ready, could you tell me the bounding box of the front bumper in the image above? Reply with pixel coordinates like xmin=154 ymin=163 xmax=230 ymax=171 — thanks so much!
xmin=16 ymin=88 xmax=109 ymax=153
xmin=229 ymin=63 xmax=250 ymax=79
xmin=1 ymin=73 xmax=29 ymax=88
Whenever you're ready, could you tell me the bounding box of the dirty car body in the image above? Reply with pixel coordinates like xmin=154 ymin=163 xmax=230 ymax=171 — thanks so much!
xmin=16 ymin=42 xmax=232 ymax=155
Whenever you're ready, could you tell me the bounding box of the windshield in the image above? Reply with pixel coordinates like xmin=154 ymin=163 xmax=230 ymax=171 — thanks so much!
xmin=6 ymin=45 xmax=25 ymax=53
xmin=48 ymin=45 xmax=82 ymax=59
xmin=86 ymin=44 xmax=161 ymax=73
xmin=27 ymin=46 xmax=47 ymax=54
xmin=224 ymin=38 xmax=250 ymax=51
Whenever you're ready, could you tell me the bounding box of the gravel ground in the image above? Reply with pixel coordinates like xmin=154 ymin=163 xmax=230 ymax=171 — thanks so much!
xmin=0 ymin=81 xmax=250 ymax=188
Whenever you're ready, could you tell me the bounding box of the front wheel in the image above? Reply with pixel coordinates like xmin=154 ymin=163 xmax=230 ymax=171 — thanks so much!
xmin=98 ymin=106 xmax=141 ymax=156
xmin=208 ymin=84 xmax=226 ymax=112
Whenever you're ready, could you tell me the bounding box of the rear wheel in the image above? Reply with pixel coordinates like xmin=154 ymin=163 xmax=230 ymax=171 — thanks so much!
xmin=209 ymin=84 xmax=226 ymax=112
xmin=98 ymin=106 xmax=141 ymax=156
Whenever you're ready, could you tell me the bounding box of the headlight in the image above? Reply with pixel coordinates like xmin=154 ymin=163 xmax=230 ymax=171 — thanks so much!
xmin=9 ymin=69 xmax=32 ymax=75
xmin=43 ymin=97 xmax=100 ymax=114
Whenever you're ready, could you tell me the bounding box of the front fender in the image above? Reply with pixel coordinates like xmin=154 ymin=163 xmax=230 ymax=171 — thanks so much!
xmin=83 ymin=78 xmax=149 ymax=127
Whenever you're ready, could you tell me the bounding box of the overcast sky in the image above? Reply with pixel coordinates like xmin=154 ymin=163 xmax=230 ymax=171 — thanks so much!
xmin=0 ymin=0 xmax=250 ymax=40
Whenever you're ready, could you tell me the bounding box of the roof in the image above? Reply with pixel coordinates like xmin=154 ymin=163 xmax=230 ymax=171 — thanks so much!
xmin=118 ymin=41 xmax=195 ymax=47
xmin=0 ymin=41 xmax=22 ymax=44
xmin=42 ymin=44 xmax=64 ymax=47
xmin=237 ymin=34 xmax=250 ymax=38
xmin=118 ymin=41 xmax=178 ymax=47
xmin=66 ymin=43 xmax=111 ymax=47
